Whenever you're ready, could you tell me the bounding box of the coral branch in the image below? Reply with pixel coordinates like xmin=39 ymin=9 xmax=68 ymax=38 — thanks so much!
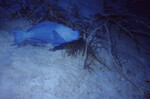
xmin=83 ymin=19 xmax=109 ymax=69
xmin=113 ymin=19 xmax=133 ymax=38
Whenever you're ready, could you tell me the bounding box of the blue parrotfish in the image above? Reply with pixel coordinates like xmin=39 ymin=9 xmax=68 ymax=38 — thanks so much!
xmin=10 ymin=21 xmax=80 ymax=47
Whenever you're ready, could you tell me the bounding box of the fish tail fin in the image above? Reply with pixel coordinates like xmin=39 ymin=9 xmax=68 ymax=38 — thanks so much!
xmin=10 ymin=30 xmax=28 ymax=45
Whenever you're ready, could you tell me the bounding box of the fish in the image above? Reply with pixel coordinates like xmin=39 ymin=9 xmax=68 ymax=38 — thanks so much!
xmin=10 ymin=21 xmax=80 ymax=47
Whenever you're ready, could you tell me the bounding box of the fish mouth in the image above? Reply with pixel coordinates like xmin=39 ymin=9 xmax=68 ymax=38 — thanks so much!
xmin=77 ymin=36 xmax=82 ymax=40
